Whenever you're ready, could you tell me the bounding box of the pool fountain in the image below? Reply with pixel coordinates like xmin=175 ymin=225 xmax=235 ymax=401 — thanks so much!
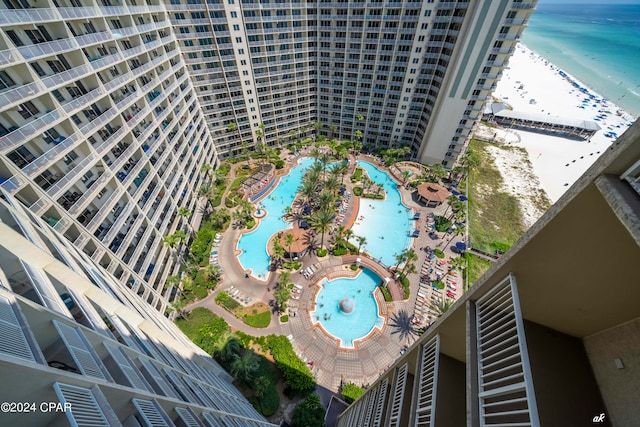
xmin=310 ymin=268 xmax=385 ymax=348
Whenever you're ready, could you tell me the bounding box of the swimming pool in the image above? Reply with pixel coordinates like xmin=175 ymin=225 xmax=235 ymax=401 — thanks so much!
xmin=310 ymin=268 xmax=385 ymax=348
xmin=350 ymin=161 xmax=414 ymax=266
xmin=237 ymin=157 xmax=315 ymax=279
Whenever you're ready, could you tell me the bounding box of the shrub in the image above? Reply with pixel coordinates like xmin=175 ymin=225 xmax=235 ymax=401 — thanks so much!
xmin=250 ymin=383 xmax=279 ymax=416
xmin=350 ymin=167 xmax=363 ymax=183
xmin=317 ymin=248 xmax=327 ymax=257
xmin=246 ymin=217 xmax=256 ymax=229
xmin=280 ymin=315 xmax=289 ymax=323
xmin=283 ymin=261 xmax=302 ymax=270
xmin=266 ymin=335 xmax=315 ymax=394
xmin=341 ymin=383 xmax=365 ymax=404
xmin=224 ymin=197 xmax=234 ymax=208
xmin=216 ymin=291 xmax=241 ymax=311
xmin=333 ymin=246 xmax=348 ymax=256
xmin=379 ymin=285 xmax=392 ymax=302
xmin=175 ymin=308 xmax=230 ymax=355
xmin=244 ymin=311 xmax=271 ymax=328
xmin=218 ymin=162 xmax=231 ymax=176
xmin=353 ymin=186 xmax=363 ymax=196
xmin=434 ymin=248 xmax=445 ymax=258
xmin=190 ymin=228 xmax=214 ymax=266
xmin=433 ymin=280 xmax=445 ymax=290
xmin=274 ymin=159 xmax=285 ymax=169
xmin=291 ymin=394 xmax=325 ymax=427
xmin=350 ymin=264 xmax=358 ymax=271
xmin=363 ymin=193 xmax=384 ymax=199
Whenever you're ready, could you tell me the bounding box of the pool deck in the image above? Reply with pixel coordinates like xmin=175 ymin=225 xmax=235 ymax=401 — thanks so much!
xmin=186 ymin=152 xmax=470 ymax=392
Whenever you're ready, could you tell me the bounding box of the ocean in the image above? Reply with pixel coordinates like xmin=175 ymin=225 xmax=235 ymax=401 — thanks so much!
xmin=522 ymin=2 xmax=640 ymax=117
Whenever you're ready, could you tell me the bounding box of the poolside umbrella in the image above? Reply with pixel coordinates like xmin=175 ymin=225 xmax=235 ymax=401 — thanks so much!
xmin=300 ymin=221 xmax=310 ymax=229
xmin=451 ymin=190 xmax=460 ymax=196
xmin=455 ymin=241 xmax=467 ymax=252
xmin=458 ymin=195 xmax=468 ymax=202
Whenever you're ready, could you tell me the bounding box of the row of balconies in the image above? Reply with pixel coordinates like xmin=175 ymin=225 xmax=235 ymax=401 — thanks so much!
xmin=0 ymin=5 xmax=165 ymax=25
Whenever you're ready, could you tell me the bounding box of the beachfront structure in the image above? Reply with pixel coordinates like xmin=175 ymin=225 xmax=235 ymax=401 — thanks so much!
xmin=0 ymin=194 xmax=276 ymax=426
xmin=335 ymin=121 xmax=640 ymax=427
xmin=0 ymin=0 xmax=534 ymax=314
xmin=485 ymin=104 xmax=601 ymax=140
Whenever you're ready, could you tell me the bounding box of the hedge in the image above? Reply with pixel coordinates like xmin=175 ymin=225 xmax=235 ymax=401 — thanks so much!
xmin=266 ymin=335 xmax=315 ymax=394
xmin=341 ymin=383 xmax=365 ymax=404
xmin=244 ymin=311 xmax=271 ymax=328
xmin=215 ymin=291 xmax=241 ymax=311
xmin=317 ymin=248 xmax=327 ymax=257
xmin=250 ymin=383 xmax=279 ymax=416
xmin=379 ymin=285 xmax=392 ymax=302
xmin=353 ymin=186 xmax=363 ymax=196
xmin=434 ymin=248 xmax=445 ymax=258
xmin=190 ymin=227 xmax=214 ymax=266
xmin=280 ymin=315 xmax=289 ymax=323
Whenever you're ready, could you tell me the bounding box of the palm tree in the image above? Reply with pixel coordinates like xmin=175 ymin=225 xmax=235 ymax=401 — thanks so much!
xmin=433 ymin=299 xmax=454 ymax=317
xmin=231 ymin=351 xmax=260 ymax=385
xmin=304 ymin=168 xmax=321 ymax=189
xmin=401 ymin=169 xmax=412 ymax=185
xmin=429 ymin=163 xmax=448 ymax=182
xmin=273 ymin=285 xmax=291 ymax=313
xmin=356 ymin=235 xmax=367 ymax=254
xmin=298 ymin=180 xmax=317 ymax=208
xmin=393 ymin=251 xmax=407 ymax=272
xmin=388 ymin=309 xmax=418 ymax=344
xmin=400 ymin=249 xmax=418 ymax=276
xmin=213 ymin=332 xmax=241 ymax=363
xmin=272 ymin=238 xmax=285 ymax=268
xmin=403 ymin=263 xmax=417 ymax=278
xmin=284 ymin=232 xmax=296 ymax=262
xmin=253 ymin=376 xmax=271 ymax=406
xmin=323 ymin=175 xmax=340 ymax=195
xmin=200 ymin=163 xmax=213 ymax=184
xmin=309 ymin=209 xmax=334 ymax=249
xmin=177 ymin=207 xmax=191 ymax=232
xmin=319 ymin=153 xmax=331 ymax=180
xmin=331 ymin=161 xmax=349 ymax=185
xmin=318 ymin=191 xmax=335 ymax=212
xmin=278 ymin=270 xmax=291 ymax=287
xmin=352 ymin=129 xmax=363 ymax=155
xmin=445 ymin=195 xmax=459 ymax=216
xmin=203 ymin=263 xmax=221 ymax=282
xmin=446 ymin=226 xmax=465 ymax=249
xmin=169 ymin=297 xmax=188 ymax=320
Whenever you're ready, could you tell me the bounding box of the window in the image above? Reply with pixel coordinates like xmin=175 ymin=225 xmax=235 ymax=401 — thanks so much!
xmin=233 ymin=24 xmax=240 ymax=31
xmin=0 ymin=71 xmax=15 ymax=89
xmin=18 ymin=101 xmax=39 ymax=119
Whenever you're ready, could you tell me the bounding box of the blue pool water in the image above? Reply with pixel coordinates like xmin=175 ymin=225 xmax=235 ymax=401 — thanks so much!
xmin=350 ymin=161 xmax=414 ymax=266
xmin=310 ymin=268 xmax=385 ymax=348
xmin=237 ymin=157 xmax=315 ymax=279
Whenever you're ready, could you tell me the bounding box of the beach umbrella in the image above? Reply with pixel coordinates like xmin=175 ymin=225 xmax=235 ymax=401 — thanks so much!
xmin=455 ymin=242 xmax=467 ymax=251
xmin=458 ymin=195 xmax=468 ymax=201
xmin=451 ymin=190 xmax=460 ymax=196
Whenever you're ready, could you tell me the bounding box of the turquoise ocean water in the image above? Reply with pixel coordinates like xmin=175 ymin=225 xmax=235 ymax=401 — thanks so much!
xmin=522 ymin=3 xmax=640 ymax=117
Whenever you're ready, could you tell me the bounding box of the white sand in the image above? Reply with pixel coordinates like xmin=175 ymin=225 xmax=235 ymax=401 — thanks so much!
xmin=490 ymin=43 xmax=636 ymax=203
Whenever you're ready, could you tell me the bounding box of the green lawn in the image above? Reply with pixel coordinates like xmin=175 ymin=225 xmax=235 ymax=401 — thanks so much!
xmin=467 ymin=139 xmax=526 ymax=255
xmin=465 ymin=253 xmax=494 ymax=286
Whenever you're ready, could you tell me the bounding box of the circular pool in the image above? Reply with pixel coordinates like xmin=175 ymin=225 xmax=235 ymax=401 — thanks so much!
xmin=310 ymin=268 xmax=385 ymax=348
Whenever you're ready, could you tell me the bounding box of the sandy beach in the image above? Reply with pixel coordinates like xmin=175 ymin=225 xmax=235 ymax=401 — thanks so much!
xmin=490 ymin=43 xmax=636 ymax=203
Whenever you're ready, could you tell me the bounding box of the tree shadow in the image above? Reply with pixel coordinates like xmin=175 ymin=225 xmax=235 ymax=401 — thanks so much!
xmin=388 ymin=309 xmax=418 ymax=344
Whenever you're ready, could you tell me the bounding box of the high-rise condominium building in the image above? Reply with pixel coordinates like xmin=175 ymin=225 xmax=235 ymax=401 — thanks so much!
xmin=0 ymin=0 xmax=535 ymax=314
xmin=335 ymin=121 xmax=640 ymax=427
xmin=0 ymin=192 xmax=277 ymax=426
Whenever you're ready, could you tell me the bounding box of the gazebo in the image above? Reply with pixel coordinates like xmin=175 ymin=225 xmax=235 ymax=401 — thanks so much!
xmin=416 ymin=182 xmax=450 ymax=208
xmin=276 ymin=228 xmax=309 ymax=258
